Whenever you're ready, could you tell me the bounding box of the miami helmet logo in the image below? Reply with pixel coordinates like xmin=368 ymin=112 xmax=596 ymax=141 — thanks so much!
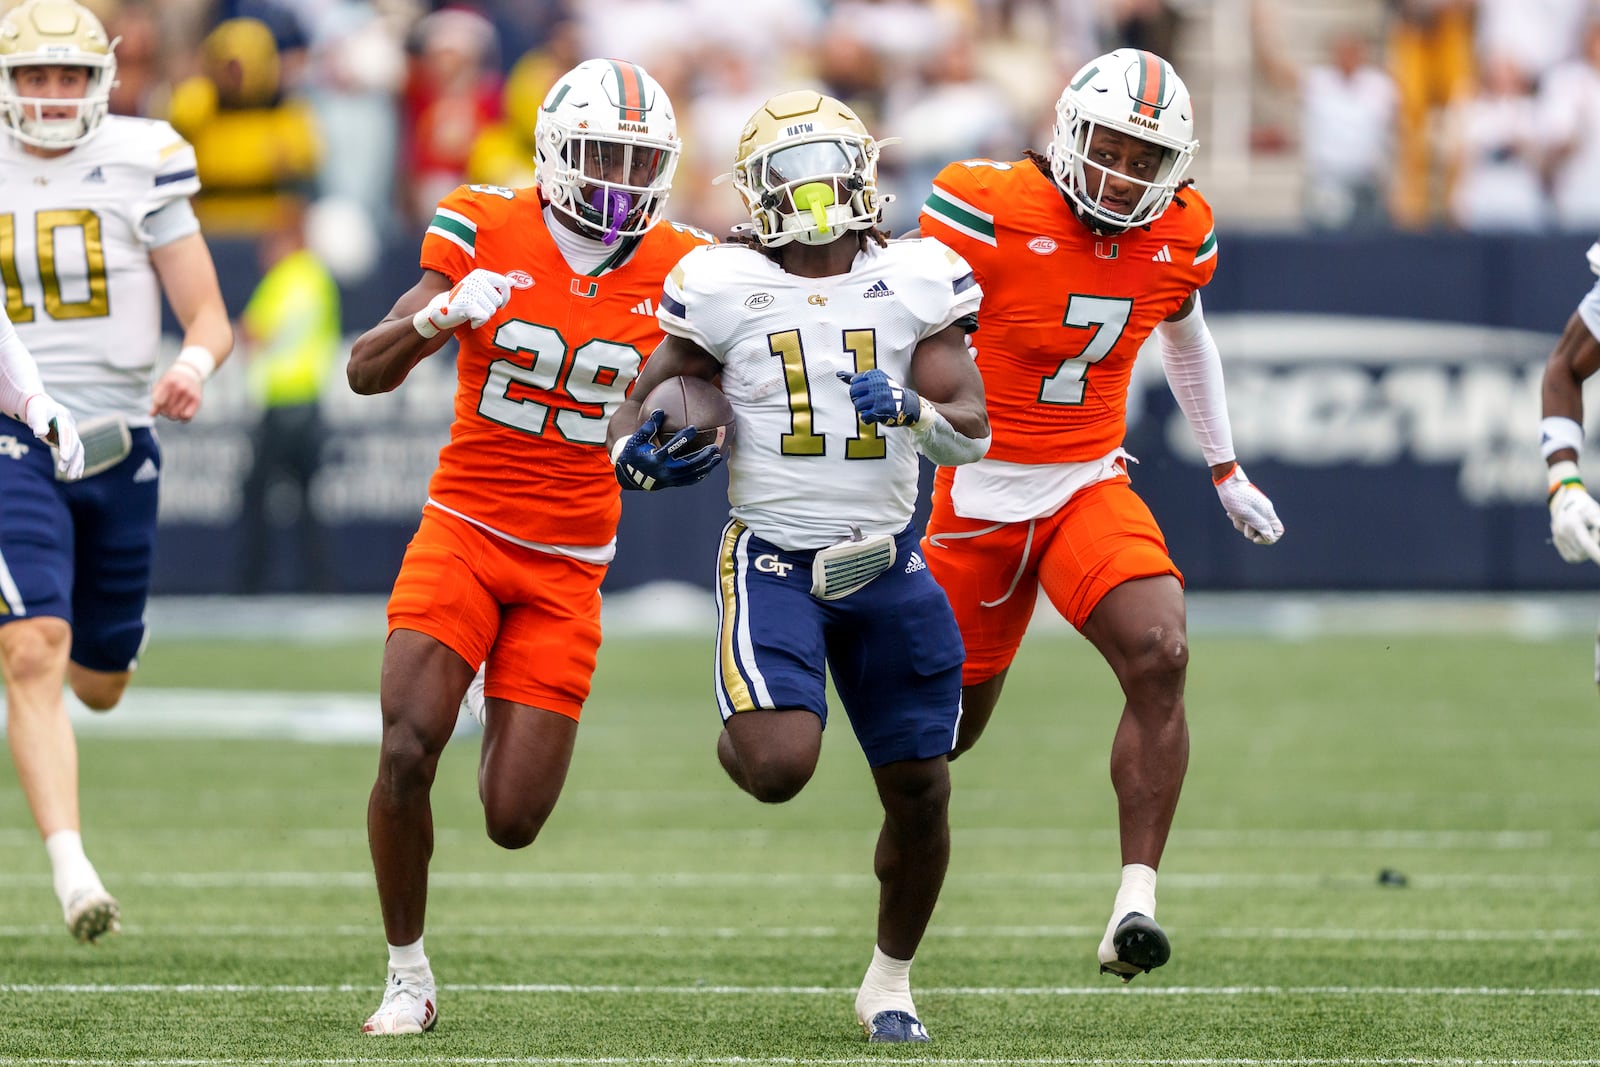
xmin=1124 ymin=49 xmax=1175 ymax=127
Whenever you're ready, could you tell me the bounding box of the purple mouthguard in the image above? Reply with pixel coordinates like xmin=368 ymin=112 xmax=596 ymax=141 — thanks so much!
xmin=591 ymin=188 xmax=634 ymax=245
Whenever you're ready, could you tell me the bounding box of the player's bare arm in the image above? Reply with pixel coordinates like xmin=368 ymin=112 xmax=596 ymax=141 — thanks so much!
xmin=908 ymin=322 xmax=988 ymax=438
xmin=605 ymin=334 xmax=720 ymax=452
xmin=347 ymin=270 xmax=456 ymax=395
xmin=1540 ymin=312 xmax=1600 ymax=452
xmin=1540 ymin=309 xmax=1600 ymax=565
xmin=148 ymin=232 xmax=232 ymax=422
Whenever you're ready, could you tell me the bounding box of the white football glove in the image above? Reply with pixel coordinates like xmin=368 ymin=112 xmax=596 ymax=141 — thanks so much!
xmin=412 ymin=269 xmax=513 ymax=339
xmin=1549 ymin=481 xmax=1600 ymax=565
xmin=1213 ymin=462 xmax=1283 ymax=545
xmin=23 ymin=393 xmax=83 ymax=480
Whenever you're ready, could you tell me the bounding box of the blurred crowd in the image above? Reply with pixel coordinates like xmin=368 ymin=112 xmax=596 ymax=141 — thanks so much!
xmin=69 ymin=0 xmax=1600 ymax=273
xmin=1255 ymin=0 xmax=1600 ymax=233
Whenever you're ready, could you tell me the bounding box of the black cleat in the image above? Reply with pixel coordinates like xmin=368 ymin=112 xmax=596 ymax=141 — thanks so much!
xmin=1099 ymin=912 xmax=1170 ymax=983
xmin=861 ymin=1010 xmax=930 ymax=1043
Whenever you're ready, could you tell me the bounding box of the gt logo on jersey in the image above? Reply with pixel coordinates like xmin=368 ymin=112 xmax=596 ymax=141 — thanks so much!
xmin=754 ymin=554 xmax=794 ymax=578
xmin=807 ymin=294 xmax=828 ymax=306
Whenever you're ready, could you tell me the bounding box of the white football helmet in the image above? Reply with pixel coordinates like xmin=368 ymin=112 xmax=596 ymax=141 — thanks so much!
xmin=1047 ymin=49 xmax=1198 ymax=233
xmin=534 ymin=58 xmax=679 ymax=244
xmin=0 ymin=0 xmax=115 ymax=149
xmin=727 ymin=90 xmax=888 ymax=248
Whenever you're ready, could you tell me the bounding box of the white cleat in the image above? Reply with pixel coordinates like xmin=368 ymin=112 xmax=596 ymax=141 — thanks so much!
xmin=362 ymin=968 xmax=437 ymax=1035
xmin=64 ymin=887 xmax=120 ymax=943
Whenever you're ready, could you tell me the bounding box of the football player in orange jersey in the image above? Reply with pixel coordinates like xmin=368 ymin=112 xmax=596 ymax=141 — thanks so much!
xmin=345 ymin=58 xmax=717 ymax=1036
xmin=914 ymin=49 xmax=1284 ymax=983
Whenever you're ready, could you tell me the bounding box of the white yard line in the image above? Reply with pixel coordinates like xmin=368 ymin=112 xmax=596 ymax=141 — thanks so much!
xmin=0 ymin=871 xmax=1588 ymax=891
xmin=143 ymin=589 xmax=1600 ymax=640
xmin=0 ymin=923 xmax=1588 ymax=942
xmin=0 ymin=828 xmax=1566 ymax=849
xmin=4 ymin=983 xmax=1600 ymax=998
xmin=6 ymin=1058 xmax=1600 ymax=1067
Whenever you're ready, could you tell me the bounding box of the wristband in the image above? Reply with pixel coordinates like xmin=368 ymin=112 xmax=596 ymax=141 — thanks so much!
xmin=412 ymin=305 xmax=441 ymax=340
xmin=173 ymin=345 xmax=216 ymax=382
xmin=1539 ymin=415 xmax=1584 ymax=460
xmin=1549 ymin=459 xmax=1584 ymax=501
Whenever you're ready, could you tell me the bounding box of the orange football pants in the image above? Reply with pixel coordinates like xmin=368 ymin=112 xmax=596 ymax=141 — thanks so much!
xmin=922 ymin=474 xmax=1182 ymax=686
xmin=387 ymin=507 xmax=606 ymax=719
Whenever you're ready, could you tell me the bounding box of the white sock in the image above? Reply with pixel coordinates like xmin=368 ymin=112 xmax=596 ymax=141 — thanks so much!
xmin=387 ymin=936 xmax=429 ymax=974
xmin=1098 ymin=863 xmax=1158 ymax=963
xmin=854 ymin=945 xmax=916 ymax=1022
xmin=45 ymin=830 xmax=103 ymax=906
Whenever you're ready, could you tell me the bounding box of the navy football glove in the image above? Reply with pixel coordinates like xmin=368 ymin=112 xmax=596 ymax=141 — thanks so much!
xmin=837 ymin=369 xmax=922 ymax=426
xmin=613 ymin=409 xmax=723 ymax=491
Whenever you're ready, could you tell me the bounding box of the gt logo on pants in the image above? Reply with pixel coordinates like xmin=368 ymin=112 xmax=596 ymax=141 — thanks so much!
xmin=754 ymin=554 xmax=794 ymax=578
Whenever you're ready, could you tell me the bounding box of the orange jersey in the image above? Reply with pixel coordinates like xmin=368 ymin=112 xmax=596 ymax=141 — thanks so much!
xmin=919 ymin=159 xmax=1218 ymax=463
xmin=419 ymin=184 xmax=712 ymax=546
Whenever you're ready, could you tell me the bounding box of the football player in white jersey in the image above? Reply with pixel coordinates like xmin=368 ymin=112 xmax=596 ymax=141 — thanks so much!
xmin=606 ymin=91 xmax=989 ymax=1043
xmin=0 ymin=0 xmax=233 ymax=943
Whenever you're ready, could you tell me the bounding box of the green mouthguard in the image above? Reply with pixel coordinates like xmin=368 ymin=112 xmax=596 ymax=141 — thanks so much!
xmin=791 ymin=182 xmax=835 ymax=233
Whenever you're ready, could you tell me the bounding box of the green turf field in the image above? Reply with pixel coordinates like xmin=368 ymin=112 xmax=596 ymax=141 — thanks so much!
xmin=3 ymin=629 xmax=1599 ymax=1065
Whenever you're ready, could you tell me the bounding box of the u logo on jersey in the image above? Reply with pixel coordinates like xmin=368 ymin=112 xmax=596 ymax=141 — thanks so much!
xmin=1094 ymin=241 xmax=1119 ymax=260
xmin=571 ymin=279 xmax=599 ymax=297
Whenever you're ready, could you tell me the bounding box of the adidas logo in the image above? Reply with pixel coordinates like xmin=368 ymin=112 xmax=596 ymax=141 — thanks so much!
xmin=630 ymin=298 xmax=655 ymax=317
xmin=83 ymin=166 xmax=105 ymax=183
xmin=131 ymin=457 xmax=158 ymax=483
xmin=1151 ymin=245 xmax=1172 ymax=263
xmin=904 ymin=551 xmax=926 ymax=574
xmin=863 ymin=279 xmax=894 ymax=298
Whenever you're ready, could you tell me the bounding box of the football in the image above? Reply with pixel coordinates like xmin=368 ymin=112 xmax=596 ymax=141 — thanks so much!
xmin=640 ymin=375 xmax=735 ymax=453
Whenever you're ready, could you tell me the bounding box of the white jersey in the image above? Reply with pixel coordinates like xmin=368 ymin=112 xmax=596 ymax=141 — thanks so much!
xmin=1580 ymin=240 xmax=1600 ymax=342
xmin=0 ymin=116 xmax=200 ymax=424
xmin=660 ymin=238 xmax=982 ymax=550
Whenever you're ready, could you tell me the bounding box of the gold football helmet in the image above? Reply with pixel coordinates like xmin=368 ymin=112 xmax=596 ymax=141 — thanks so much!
xmin=0 ymin=0 xmax=115 ymax=148
xmin=727 ymin=90 xmax=887 ymax=247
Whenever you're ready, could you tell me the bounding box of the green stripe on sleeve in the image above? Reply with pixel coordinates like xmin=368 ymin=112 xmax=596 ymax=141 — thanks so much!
xmin=429 ymin=213 xmax=476 ymax=248
xmin=922 ymin=190 xmax=997 ymax=244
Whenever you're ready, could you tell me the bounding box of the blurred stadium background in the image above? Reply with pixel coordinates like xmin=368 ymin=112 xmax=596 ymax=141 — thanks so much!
xmin=74 ymin=0 xmax=1595 ymax=599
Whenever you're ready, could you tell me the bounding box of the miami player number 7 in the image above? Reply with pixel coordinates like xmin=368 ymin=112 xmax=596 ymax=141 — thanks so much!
xmin=1041 ymin=294 xmax=1132 ymax=406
